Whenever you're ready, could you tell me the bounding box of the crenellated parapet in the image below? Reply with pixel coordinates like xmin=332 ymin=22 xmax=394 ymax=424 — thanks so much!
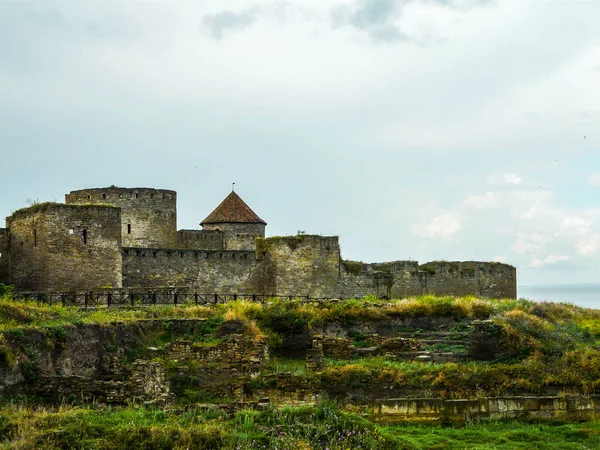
xmin=66 ymin=187 xmax=177 ymax=248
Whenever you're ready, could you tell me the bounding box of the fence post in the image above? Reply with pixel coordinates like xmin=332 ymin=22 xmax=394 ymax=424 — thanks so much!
xmin=107 ymin=293 xmax=112 ymax=307
xmin=194 ymin=293 xmax=198 ymax=305
xmin=153 ymin=292 xmax=157 ymax=306
xmin=233 ymin=293 xmax=237 ymax=301
xmin=84 ymin=292 xmax=89 ymax=309
xmin=61 ymin=293 xmax=65 ymax=307
xmin=214 ymin=293 xmax=218 ymax=304
xmin=174 ymin=292 xmax=178 ymax=305
xmin=130 ymin=291 xmax=134 ymax=307
xmin=252 ymin=293 xmax=257 ymax=302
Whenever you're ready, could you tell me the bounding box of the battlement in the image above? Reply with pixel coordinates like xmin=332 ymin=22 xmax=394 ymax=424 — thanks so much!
xmin=7 ymin=202 xmax=119 ymax=226
xmin=177 ymin=229 xmax=223 ymax=251
xmin=67 ymin=187 xmax=177 ymax=248
xmin=66 ymin=187 xmax=176 ymax=203
xmin=122 ymin=247 xmax=255 ymax=261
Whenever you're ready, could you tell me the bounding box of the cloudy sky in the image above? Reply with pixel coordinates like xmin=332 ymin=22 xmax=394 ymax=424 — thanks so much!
xmin=1 ymin=0 xmax=599 ymax=288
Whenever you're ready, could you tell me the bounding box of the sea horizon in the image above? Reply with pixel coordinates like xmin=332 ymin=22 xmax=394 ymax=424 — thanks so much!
xmin=518 ymin=283 xmax=600 ymax=309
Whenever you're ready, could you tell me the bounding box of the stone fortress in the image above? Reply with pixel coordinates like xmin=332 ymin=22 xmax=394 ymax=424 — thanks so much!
xmin=0 ymin=187 xmax=516 ymax=298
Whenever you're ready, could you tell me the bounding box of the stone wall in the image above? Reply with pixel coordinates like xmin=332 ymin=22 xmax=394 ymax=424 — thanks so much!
xmin=122 ymin=247 xmax=263 ymax=291
xmin=257 ymin=235 xmax=341 ymax=297
xmin=177 ymin=229 xmax=223 ymax=250
xmin=376 ymin=395 xmax=600 ymax=423
xmin=337 ymin=261 xmax=422 ymax=299
xmin=337 ymin=260 xmax=516 ymax=299
xmin=6 ymin=204 xmax=122 ymax=291
xmin=66 ymin=187 xmax=178 ymax=249
xmin=0 ymin=228 xmax=9 ymax=284
xmin=202 ymin=223 xmax=265 ymax=251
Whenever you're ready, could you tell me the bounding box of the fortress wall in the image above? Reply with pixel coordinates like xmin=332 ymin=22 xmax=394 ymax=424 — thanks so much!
xmin=419 ymin=261 xmax=480 ymax=296
xmin=177 ymin=230 xmax=223 ymax=251
xmin=336 ymin=261 xmax=423 ymax=299
xmin=478 ymin=262 xmax=517 ymax=299
xmin=257 ymin=235 xmax=341 ymax=297
xmin=422 ymin=261 xmax=517 ymax=298
xmin=7 ymin=204 xmax=122 ymax=291
xmin=66 ymin=188 xmax=177 ymax=248
xmin=335 ymin=260 xmax=516 ymax=299
xmin=0 ymin=229 xmax=9 ymax=284
xmin=202 ymin=223 xmax=266 ymax=251
xmin=122 ymin=248 xmax=262 ymax=292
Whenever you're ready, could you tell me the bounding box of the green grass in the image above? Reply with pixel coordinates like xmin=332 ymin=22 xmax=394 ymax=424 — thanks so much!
xmin=0 ymin=403 xmax=599 ymax=449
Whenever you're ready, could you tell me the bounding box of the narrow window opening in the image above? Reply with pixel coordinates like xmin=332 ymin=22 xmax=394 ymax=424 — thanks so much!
xmin=135 ymin=193 xmax=139 ymax=198
xmin=194 ymin=253 xmax=199 ymax=258
xmin=33 ymin=229 xmax=37 ymax=247
xmin=166 ymin=251 xmax=172 ymax=257
xmin=87 ymin=194 xmax=91 ymax=200
xmin=150 ymin=193 xmax=154 ymax=199
xmin=82 ymin=229 xmax=88 ymax=245
xmin=127 ymin=224 xmax=131 ymax=234
xmin=103 ymin=194 xmax=106 ymax=199
xmin=180 ymin=252 xmax=184 ymax=258
xmin=152 ymin=251 xmax=157 ymax=257
xmin=124 ymin=250 xmax=129 ymax=256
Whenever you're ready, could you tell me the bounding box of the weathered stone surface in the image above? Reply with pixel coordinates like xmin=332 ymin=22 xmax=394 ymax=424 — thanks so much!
xmin=375 ymin=396 xmax=600 ymax=423
xmin=66 ymin=188 xmax=178 ymax=249
xmin=7 ymin=204 xmax=122 ymax=291
xmin=0 ymin=228 xmax=9 ymax=284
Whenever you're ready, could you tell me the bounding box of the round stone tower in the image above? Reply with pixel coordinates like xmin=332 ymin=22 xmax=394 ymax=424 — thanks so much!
xmin=200 ymin=191 xmax=266 ymax=251
xmin=66 ymin=187 xmax=177 ymax=248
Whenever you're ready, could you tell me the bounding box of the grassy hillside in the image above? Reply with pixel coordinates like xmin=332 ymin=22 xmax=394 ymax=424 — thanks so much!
xmin=2 ymin=293 xmax=600 ymax=448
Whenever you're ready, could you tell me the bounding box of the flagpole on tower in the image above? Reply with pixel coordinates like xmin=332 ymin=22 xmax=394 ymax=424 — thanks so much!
xmin=232 ymin=182 xmax=235 ymax=192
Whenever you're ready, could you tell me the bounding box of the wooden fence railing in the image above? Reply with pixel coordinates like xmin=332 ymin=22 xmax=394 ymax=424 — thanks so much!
xmin=11 ymin=290 xmax=351 ymax=308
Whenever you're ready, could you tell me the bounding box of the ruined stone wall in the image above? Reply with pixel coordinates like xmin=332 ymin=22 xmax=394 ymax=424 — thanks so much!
xmin=7 ymin=204 xmax=122 ymax=291
xmin=376 ymin=395 xmax=600 ymax=423
xmin=66 ymin=187 xmax=177 ymax=248
xmin=177 ymin=229 xmax=223 ymax=250
xmin=336 ymin=260 xmax=516 ymax=299
xmin=336 ymin=261 xmax=423 ymax=299
xmin=0 ymin=228 xmax=9 ymax=284
xmin=257 ymin=235 xmax=341 ymax=297
xmin=122 ymin=247 xmax=263 ymax=292
xmin=420 ymin=261 xmax=516 ymax=299
xmin=202 ymin=223 xmax=265 ymax=251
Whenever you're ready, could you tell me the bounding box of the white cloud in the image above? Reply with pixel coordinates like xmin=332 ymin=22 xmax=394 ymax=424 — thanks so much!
xmin=487 ymin=173 xmax=522 ymax=185
xmin=589 ymin=173 xmax=600 ymax=187
xmin=530 ymin=254 xmax=569 ymax=268
xmin=462 ymin=192 xmax=496 ymax=209
xmin=574 ymin=233 xmax=600 ymax=256
xmin=512 ymin=232 xmax=552 ymax=255
xmin=411 ymin=212 xmax=462 ymax=240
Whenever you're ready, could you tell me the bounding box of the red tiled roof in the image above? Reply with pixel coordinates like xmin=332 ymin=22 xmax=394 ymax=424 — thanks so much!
xmin=201 ymin=192 xmax=267 ymax=225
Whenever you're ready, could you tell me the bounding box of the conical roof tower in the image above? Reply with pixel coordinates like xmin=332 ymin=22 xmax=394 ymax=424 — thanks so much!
xmin=201 ymin=190 xmax=266 ymax=251
xmin=201 ymin=191 xmax=266 ymax=226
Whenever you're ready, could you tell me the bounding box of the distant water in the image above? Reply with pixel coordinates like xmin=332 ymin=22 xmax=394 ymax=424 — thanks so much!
xmin=518 ymin=284 xmax=600 ymax=309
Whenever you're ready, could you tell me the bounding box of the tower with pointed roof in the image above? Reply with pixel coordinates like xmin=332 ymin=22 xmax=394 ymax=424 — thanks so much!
xmin=200 ymin=191 xmax=266 ymax=251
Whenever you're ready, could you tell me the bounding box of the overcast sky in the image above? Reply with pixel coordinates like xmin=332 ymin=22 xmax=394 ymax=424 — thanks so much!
xmin=1 ymin=0 xmax=599 ymax=287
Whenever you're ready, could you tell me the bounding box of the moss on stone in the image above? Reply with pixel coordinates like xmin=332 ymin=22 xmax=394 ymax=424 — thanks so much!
xmin=342 ymin=260 xmax=363 ymax=276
